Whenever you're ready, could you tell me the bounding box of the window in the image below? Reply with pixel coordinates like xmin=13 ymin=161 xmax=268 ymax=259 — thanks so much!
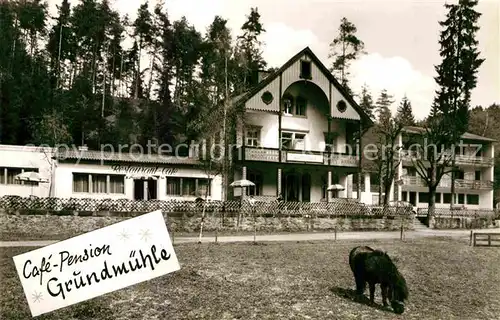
xmin=246 ymin=126 xmax=261 ymax=147
xmin=295 ymin=96 xmax=307 ymax=116
xmin=475 ymin=170 xmax=481 ymax=181
xmin=294 ymin=133 xmax=306 ymax=150
xmin=109 ymin=175 xmax=125 ymax=194
xmin=443 ymin=193 xmax=452 ymax=204
xmin=280 ymin=131 xmax=306 ymax=150
xmin=72 ymin=173 xmax=124 ymax=194
xmin=182 ymin=178 xmax=196 ymax=196
xmin=454 ymin=169 xmax=465 ymax=180
xmin=435 ymin=193 xmax=441 ymax=203
xmin=246 ymin=171 xmax=263 ymax=196
xmin=6 ymin=168 xmax=22 ymax=184
xmin=0 ymin=167 xmax=40 ymax=185
xmin=418 ymin=192 xmax=429 ymax=203
xmin=73 ymin=173 xmax=90 ymax=193
xmin=476 ymin=147 xmax=483 ymax=157
xmin=467 ymin=194 xmax=479 ymax=205
xmin=167 ymin=177 xmax=181 ymax=195
xmin=281 ymin=132 xmax=293 ymax=149
xmin=92 ymin=174 xmax=107 ymax=194
xmin=283 ymin=95 xmax=293 ymax=114
xmin=458 ymin=193 xmax=465 ymax=204
xmin=197 ymin=179 xmax=211 ymax=197
xmin=402 ymin=191 xmax=408 ymax=202
xmin=166 ymin=177 xmax=212 ymax=197
xmin=300 ymin=60 xmax=312 ymax=79
xmin=404 ymin=167 xmax=417 ymax=176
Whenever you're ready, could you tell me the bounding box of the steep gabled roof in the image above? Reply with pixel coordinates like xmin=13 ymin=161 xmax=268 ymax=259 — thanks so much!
xmin=233 ymin=46 xmax=374 ymax=127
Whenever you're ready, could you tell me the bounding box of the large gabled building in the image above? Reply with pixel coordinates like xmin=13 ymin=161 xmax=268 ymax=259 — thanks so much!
xmin=229 ymin=47 xmax=374 ymax=203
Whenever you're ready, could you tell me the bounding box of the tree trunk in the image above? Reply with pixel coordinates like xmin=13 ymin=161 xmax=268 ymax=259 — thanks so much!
xmin=378 ymin=176 xmax=383 ymax=205
xmin=135 ymin=38 xmax=142 ymax=100
xmin=428 ymin=185 xmax=437 ymax=217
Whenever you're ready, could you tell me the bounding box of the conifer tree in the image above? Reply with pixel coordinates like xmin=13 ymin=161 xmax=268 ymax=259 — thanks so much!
xmin=396 ymin=95 xmax=416 ymax=127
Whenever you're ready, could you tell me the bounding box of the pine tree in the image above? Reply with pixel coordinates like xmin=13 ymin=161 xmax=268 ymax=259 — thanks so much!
xmin=235 ymin=7 xmax=267 ymax=93
xmin=375 ymin=89 xmax=394 ymax=124
xmin=328 ymin=17 xmax=365 ymax=92
xmin=358 ymin=83 xmax=375 ymax=121
xmin=414 ymin=0 xmax=485 ymax=214
xmin=396 ymin=95 xmax=416 ymax=126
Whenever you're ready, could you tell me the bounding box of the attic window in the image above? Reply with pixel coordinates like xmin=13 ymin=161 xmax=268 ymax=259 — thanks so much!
xmin=300 ymin=60 xmax=312 ymax=80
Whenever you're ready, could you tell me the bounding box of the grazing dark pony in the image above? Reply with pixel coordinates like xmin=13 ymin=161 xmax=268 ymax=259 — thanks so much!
xmin=348 ymin=246 xmax=409 ymax=314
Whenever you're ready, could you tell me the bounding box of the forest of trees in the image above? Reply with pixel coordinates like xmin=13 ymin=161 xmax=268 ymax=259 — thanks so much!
xmin=0 ymin=0 xmax=270 ymax=152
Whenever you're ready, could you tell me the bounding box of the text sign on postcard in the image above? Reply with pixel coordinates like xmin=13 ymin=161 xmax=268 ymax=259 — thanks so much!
xmin=13 ymin=210 xmax=180 ymax=317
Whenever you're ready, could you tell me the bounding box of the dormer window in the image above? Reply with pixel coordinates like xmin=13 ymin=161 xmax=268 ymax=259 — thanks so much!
xmin=300 ymin=60 xmax=312 ymax=80
xmin=283 ymin=94 xmax=293 ymax=115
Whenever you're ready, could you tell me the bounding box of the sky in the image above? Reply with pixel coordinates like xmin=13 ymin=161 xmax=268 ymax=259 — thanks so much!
xmin=46 ymin=0 xmax=500 ymax=120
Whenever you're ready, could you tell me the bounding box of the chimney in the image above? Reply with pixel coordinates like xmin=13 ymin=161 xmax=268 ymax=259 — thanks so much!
xmin=78 ymin=145 xmax=88 ymax=151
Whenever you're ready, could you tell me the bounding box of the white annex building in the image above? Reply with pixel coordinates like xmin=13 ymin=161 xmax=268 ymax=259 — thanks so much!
xmin=0 ymin=145 xmax=221 ymax=202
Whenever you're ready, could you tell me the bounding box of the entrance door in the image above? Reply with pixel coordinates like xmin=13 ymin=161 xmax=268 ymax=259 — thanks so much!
xmin=301 ymin=173 xmax=311 ymax=202
xmin=409 ymin=191 xmax=416 ymax=206
xmin=134 ymin=179 xmax=144 ymax=200
xmin=282 ymin=172 xmax=299 ymax=202
xmin=133 ymin=178 xmax=158 ymax=200
xmin=147 ymin=179 xmax=157 ymax=200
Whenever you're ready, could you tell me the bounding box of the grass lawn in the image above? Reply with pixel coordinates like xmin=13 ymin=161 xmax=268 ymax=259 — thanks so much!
xmin=2 ymin=236 xmax=500 ymax=319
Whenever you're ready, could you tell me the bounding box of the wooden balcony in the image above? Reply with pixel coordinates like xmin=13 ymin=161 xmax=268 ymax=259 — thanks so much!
xmin=455 ymin=179 xmax=493 ymax=190
xmin=235 ymin=147 xmax=359 ymax=168
xmin=401 ymin=150 xmax=493 ymax=167
xmin=402 ymin=176 xmax=493 ymax=190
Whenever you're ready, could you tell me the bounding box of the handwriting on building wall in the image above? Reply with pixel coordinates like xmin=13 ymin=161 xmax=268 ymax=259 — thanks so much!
xmin=111 ymin=165 xmax=178 ymax=175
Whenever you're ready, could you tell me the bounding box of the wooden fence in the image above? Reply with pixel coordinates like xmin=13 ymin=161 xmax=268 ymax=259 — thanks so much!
xmin=417 ymin=207 xmax=498 ymax=218
xmin=1 ymin=195 xmax=495 ymax=219
xmin=0 ymin=195 xmax=416 ymax=218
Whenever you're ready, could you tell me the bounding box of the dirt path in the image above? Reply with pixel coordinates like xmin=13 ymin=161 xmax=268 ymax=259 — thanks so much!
xmin=1 ymin=228 xmax=491 ymax=247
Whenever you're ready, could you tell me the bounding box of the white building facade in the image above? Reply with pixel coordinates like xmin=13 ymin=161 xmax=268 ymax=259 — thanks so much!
xmin=393 ymin=127 xmax=496 ymax=210
xmin=0 ymin=145 xmax=222 ymax=201
xmin=0 ymin=144 xmax=55 ymax=198
xmin=230 ymin=47 xmax=374 ymax=202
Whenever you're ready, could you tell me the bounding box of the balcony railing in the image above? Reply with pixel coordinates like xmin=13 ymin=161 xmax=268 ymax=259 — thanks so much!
xmin=400 ymin=150 xmax=493 ymax=166
xmin=402 ymin=176 xmax=493 ymax=190
xmin=236 ymin=146 xmax=359 ymax=168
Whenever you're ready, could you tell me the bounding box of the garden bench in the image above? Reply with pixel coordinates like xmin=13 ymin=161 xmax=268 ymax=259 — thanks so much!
xmin=470 ymin=231 xmax=500 ymax=247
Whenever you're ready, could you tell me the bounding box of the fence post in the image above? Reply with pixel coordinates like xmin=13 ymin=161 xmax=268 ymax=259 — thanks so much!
xmin=334 ymin=226 xmax=337 ymax=241
xmin=400 ymin=223 xmax=404 ymax=241
xmin=171 ymin=227 xmax=175 ymax=246
xmin=469 ymin=230 xmax=473 ymax=246
xmin=253 ymin=206 xmax=257 ymax=244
